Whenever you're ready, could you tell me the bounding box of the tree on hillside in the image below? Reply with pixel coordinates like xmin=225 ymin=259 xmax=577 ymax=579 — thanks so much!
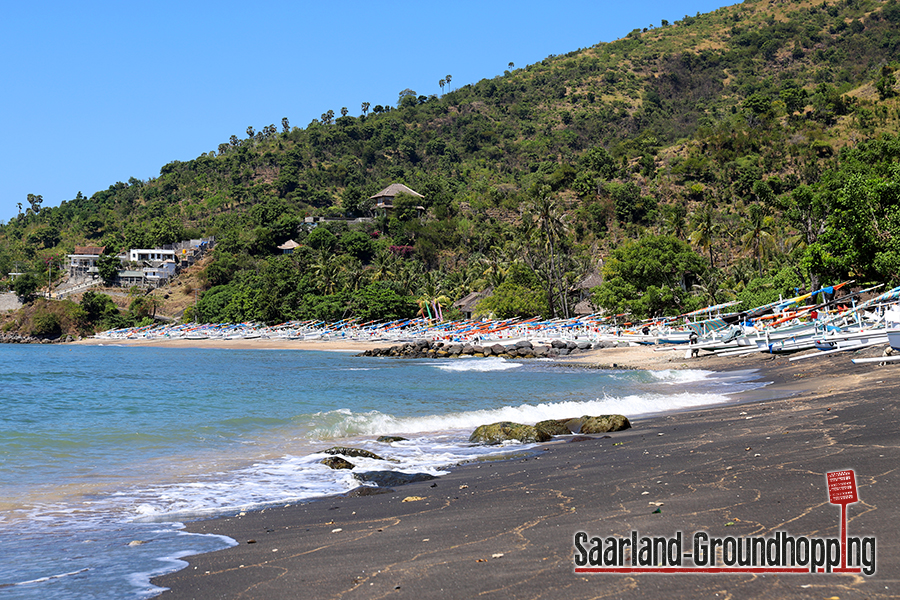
xmin=97 ymin=253 xmax=121 ymax=285
xmin=592 ymin=235 xmax=706 ymax=318
xmin=689 ymin=205 xmax=717 ymax=268
xmin=524 ymin=185 xmax=570 ymax=318
xmin=349 ymin=282 xmax=416 ymax=322
xmin=740 ymin=203 xmax=776 ymax=277
xmin=12 ymin=272 xmax=39 ymax=302
xmin=476 ymin=263 xmax=548 ymax=319
xmin=26 ymin=194 xmax=43 ymax=214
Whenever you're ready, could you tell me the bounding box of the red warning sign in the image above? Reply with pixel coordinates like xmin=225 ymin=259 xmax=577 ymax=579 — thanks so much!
xmin=826 ymin=470 xmax=858 ymax=505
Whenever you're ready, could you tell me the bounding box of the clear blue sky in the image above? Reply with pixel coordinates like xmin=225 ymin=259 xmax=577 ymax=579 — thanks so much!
xmin=0 ymin=0 xmax=735 ymax=224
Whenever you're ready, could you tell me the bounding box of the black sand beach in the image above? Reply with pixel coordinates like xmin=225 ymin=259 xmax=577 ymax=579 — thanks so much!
xmin=154 ymin=348 xmax=900 ymax=599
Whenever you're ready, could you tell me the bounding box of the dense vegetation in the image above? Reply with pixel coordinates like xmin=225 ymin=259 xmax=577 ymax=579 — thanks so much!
xmin=3 ymin=0 xmax=900 ymax=330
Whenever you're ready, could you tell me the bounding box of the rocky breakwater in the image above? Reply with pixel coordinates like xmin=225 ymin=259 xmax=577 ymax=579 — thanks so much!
xmin=0 ymin=332 xmax=77 ymax=344
xmin=358 ymin=338 xmax=606 ymax=359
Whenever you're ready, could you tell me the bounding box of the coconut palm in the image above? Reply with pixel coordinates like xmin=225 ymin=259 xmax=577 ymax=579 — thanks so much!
xmin=312 ymin=250 xmax=340 ymax=295
xmin=689 ymin=205 xmax=716 ymax=268
xmin=740 ymin=203 xmax=777 ymax=277
xmin=416 ymin=271 xmax=451 ymax=321
xmin=527 ymin=186 xmax=570 ymax=317
xmin=369 ymin=250 xmax=396 ymax=282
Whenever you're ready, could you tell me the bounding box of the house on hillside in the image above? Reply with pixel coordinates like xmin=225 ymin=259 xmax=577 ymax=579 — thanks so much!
xmin=573 ymin=271 xmax=604 ymax=316
xmin=370 ymin=183 xmax=425 ymax=215
xmin=452 ymin=288 xmax=493 ymax=320
xmin=67 ymin=246 xmax=106 ymax=279
xmin=143 ymin=260 xmax=178 ymax=286
xmin=278 ymin=239 xmax=300 ymax=254
xmin=128 ymin=248 xmax=178 ymax=263
xmin=110 ymin=237 xmax=215 ymax=289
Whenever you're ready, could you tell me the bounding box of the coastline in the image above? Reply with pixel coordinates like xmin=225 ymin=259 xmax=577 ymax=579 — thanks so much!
xmin=153 ymin=345 xmax=900 ymax=599
xmin=74 ymin=335 xmax=740 ymax=371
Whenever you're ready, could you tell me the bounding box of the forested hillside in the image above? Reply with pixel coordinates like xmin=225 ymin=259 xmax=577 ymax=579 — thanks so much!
xmin=3 ymin=0 xmax=900 ymax=331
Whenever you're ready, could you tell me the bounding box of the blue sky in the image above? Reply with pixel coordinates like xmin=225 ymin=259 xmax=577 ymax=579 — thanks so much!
xmin=0 ymin=0 xmax=735 ymax=223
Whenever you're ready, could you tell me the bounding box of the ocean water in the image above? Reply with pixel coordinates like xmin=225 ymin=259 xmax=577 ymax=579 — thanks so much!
xmin=0 ymin=345 xmax=765 ymax=598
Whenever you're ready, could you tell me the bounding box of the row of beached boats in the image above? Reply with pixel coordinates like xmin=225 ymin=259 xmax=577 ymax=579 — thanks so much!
xmin=93 ymin=281 xmax=900 ymax=361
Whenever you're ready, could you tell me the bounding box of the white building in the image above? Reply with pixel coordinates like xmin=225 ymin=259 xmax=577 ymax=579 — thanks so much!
xmin=128 ymin=248 xmax=177 ymax=263
xmin=67 ymin=245 xmax=105 ymax=278
xmin=143 ymin=260 xmax=178 ymax=285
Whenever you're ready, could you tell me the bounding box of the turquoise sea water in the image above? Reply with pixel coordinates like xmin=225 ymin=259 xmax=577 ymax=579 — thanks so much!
xmin=0 ymin=344 xmax=765 ymax=598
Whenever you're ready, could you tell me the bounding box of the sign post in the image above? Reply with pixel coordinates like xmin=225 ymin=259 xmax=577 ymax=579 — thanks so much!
xmin=826 ymin=470 xmax=858 ymax=569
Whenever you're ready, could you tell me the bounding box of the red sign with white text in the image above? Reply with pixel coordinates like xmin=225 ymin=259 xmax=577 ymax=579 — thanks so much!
xmin=826 ymin=470 xmax=858 ymax=505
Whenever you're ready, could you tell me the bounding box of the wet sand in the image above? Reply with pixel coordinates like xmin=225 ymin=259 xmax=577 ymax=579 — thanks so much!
xmin=150 ymin=342 xmax=900 ymax=599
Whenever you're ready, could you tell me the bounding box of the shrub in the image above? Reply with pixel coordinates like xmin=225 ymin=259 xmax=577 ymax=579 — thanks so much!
xmin=31 ymin=311 xmax=61 ymax=338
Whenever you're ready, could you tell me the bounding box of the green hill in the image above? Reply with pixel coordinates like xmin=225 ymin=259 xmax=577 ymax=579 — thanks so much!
xmin=3 ymin=0 xmax=900 ymax=329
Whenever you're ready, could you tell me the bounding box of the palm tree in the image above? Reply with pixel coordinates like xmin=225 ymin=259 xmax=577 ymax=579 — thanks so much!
xmin=312 ymin=250 xmax=340 ymax=295
xmin=394 ymin=260 xmax=421 ymax=296
xmin=416 ymin=271 xmax=451 ymax=321
xmin=445 ymin=74 xmax=452 ymax=91
xmin=444 ymin=268 xmax=475 ymax=301
xmin=740 ymin=203 xmax=776 ymax=277
xmin=691 ymin=271 xmax=734 ymax=306
xmin=361 ymin=101 xmax=370 ymax=116
xmin=369 ymin=251 xmax=396 ymax=282
xmin=689 ymin=205 xmax=716 ymax=268
xmin=508 ymin=62 xmax=515 ymax=70
xmin=439 ymin=79 xmax=445 ymax=95
xmin=528 ymin=186 xmax=569 ymax=318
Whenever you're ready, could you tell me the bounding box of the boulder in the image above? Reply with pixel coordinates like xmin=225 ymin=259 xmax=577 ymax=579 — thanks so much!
xmin=533 ymin=345 xmax=549 ymax=356
xmin=515 ymin=340 xmax=533 ymax=349
xmin=535 ymin=419 xmax=573 ymax=437
xmin=322 ymin=456 xmax=355 ymax=470
xmin=551 ymin=340 xmax=567 ymax=349
xmin=469 ymin=421 xmax=553 ymax=445
xmin=447 ymin=344 xmax=463 ymax=355
xmin=490 ymin=344 xmax=506 ymax=355
xmin=565 ymin=415 xmax=632 ymax=434
xmin=376 ymin=435 xmax=408 ymax=443
xmin=353 ymin=471 xmax=437 ymax=487
xmin=323 ymin=447 xmax=394 ymax=461
xmin=576 ymin=341 xmax=592 ymax=350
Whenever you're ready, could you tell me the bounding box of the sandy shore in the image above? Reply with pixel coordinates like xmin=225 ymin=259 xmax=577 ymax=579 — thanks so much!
xmin=75 ymin=336 xmax=715 ymax=370
xmin=152 ymin=344 xmax=900 ymax=599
